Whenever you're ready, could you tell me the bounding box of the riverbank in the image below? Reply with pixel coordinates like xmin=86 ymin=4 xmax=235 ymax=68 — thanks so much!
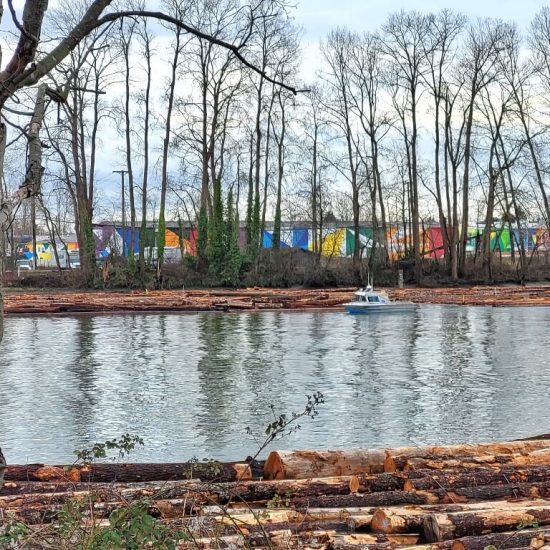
xmin=3 ymin=440 xmax=550 ymax=548
xmin=4 ymin=284 xmax=550 ymax=314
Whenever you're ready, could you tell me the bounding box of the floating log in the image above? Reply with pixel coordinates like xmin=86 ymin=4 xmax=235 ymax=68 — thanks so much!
xmin=384 ymin=442 xmax=550 ymax=473
xmin=423 ymin=505 xmax=550 ymax=542
xmin=264 ymin=442 xmax=550 ymax=480
xmin=292 ymin=489 xmax=440 ymax=509
xmin=404 ymin=465 xmax=550 ymax=491
xmin=371 ymin=507 xmax=428 ymax=533
xmin=390 ymin=449 xmax=550 ymax=473
xmin=0 ymin=475 xmax=375 ymax=512
xmin=439 ymin=527 xmax=550 ymax=550
xmin=370 ymin=499 xmax=549 ymax=535
xmin=4 ymin=461 xmax=253 ymax=483
xmin=263 ymin=449 xmax=386 ymax=480
xmin=3 ymin=288 xmax=356 ymax=316
xmin=352 ymin=472 xmax=406 ymax=493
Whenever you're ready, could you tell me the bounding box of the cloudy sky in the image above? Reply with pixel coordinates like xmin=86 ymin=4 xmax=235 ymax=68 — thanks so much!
xmin=5 ymin=0 xmax=550 ymax=214
xmin=295 ymin=0 xmax=545 ymax=80
xmin=296 ymin=0 xmax=543 ymax=38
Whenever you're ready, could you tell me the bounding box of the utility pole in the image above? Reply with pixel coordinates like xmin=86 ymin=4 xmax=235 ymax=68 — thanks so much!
xmin=113 ymin=170 xmax=128 ymax=256
xmin=31 ymin=196 xmax=37 ymax=270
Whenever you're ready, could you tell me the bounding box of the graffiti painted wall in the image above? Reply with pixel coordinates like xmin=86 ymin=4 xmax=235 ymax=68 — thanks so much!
xmin=17 ymin=222 xmax=547 ymax=266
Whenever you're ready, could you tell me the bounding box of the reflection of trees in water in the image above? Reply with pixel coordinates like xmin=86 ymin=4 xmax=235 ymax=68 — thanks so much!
xmin=119 ymin=314 xmax=171 ymax=419
xmin=345 ymin=310 xmax=418 ymax=446
xmin=241 ymin=313 xmax=290 ymax=444
xmin=242 ymin=313 xmax=286 ymax=398
xmin=195 ymin=312 xmax=292 ymax=456
xmin=308 ymin=312 xmax=330 ymax=380
xmin=196 ymin=313 xmax=242 ymax=452
xmin=66 ymin=316 xmax=99 ymax=438
xmin=408 ymin=307 xmax=497 ymax=444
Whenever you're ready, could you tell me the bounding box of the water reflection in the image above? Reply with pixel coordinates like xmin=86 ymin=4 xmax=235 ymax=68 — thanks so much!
xmin=0 ymin=306 xmax=549 ymax=463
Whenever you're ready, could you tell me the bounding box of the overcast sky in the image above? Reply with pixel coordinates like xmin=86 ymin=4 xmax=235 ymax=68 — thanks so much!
xmin=6 ymin=0 xmax=550 ymax=211
xmin=294 ymin=0 xmax=547 ymax=86
xmin=295 ymin=0 xmax=544 ymax=39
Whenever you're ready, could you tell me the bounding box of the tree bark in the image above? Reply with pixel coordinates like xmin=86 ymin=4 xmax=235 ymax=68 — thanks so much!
xmin=424 ymin=505 xmax=550 ymax=542
xmin=264 ymin=449 xmax=386 ymax=480
xmin=158 ymin=27 xmax=181 ymax=273
xmin=384 ymin=441 xmax=550 ymax=472
xmin=404 ymin=465 xmax=550 ymax=491
xmin=4 ymin=461 xmax=253 ymax=483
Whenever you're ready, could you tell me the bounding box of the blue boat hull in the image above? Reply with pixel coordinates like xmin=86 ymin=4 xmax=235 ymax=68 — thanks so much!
xmin=344 ymin=303 xmax=417 ymax=314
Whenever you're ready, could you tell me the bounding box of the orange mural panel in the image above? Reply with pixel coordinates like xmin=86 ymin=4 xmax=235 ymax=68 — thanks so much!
xmin=165 ymin=229 xmax=180 ymax=247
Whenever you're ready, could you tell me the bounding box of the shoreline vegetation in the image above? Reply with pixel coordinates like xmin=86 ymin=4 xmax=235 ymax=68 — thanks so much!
xmin=4 ymin=285 xmax=550 ymax=316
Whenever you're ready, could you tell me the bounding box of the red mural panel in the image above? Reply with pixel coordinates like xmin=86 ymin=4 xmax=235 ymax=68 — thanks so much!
xmin=423 ymin=226 xmax=445 ymax=259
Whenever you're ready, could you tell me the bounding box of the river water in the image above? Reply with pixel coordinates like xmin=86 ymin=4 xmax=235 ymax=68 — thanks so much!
xmin=0 ymin=306 xmax=548 ymax=463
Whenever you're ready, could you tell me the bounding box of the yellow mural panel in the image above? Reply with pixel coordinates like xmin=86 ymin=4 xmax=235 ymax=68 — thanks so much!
xmin=321 ymin=228 xmax=345 ymax=257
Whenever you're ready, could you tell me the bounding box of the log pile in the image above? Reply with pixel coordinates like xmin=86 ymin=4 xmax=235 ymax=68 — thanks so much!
xmin=3 ymin=288 xmax=355 ymax=315
xmin=388 ymin=284 xmax=550 ymax=307
xmin=5 ymin=285 xmax=550 ymax=316
xmin=3 ymin=440 xmax=550 ymax=548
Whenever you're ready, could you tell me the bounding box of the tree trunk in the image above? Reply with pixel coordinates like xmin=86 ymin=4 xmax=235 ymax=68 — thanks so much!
xmin=432 ymin=527 xmax=550 ymax=550
xmin=459 ymin=94 xmax=475 ymax=275
xmin=252 ymin=75 xmax=265 ymax=253
xmin=261 ymin=88 xmax=275 ymax=240
xmin=292 ymin=489 xmax=439 ymax=510
xmin=404 ymin=465 xmax=550 ymax=491
xmin=264 ymin=449 xmax=386 ymax=480
xmin=424 ymin=505 xmax=550 ymax=542
xmin=272 ymin=93 xmax=286 ymax=249
xmin=384 ymin=441 xmax=550 ymax=472
xmin=4 ymin=461 xmax=253 ymax=483
xmin=122 ymin=26 xmax=136 ymax=259
xmin=157 ymin=28 xmax=181 ymax=274
xmin=139 ymin=26 xmax=152 ymax=273
xmin=411 ymin=88 xmax=422 ymax=283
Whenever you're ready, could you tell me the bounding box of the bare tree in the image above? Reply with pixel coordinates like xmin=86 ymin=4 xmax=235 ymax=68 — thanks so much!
xmin=458 ymin=18 xmax=510 ymax=274
xmin=321 ymin=28 xmax=365 ymax=265
xmin=382 ymin=11 xmax=431 ymax=281
xmin=0 ymin=0 xmax=298 ymax=345
xmin=423 ymin=10 xmax=466 ymax=268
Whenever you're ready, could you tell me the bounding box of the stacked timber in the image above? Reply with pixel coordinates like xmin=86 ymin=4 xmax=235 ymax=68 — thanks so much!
xmin=5 ymin=285 xmax=550 ymax=316
xmin=387 ymin=285 xmax=550 ymax=307
xmin=3 ymin=440 xmax=550 ymax=548
xmin=3 ymin=288 xmax=356 ymax=315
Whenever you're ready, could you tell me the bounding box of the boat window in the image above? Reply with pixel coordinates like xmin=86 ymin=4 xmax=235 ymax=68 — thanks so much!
xmin=367 ymin=296 xmax=380 ymax=303
xmin=361 ymin=295 xmax=367 ymax=302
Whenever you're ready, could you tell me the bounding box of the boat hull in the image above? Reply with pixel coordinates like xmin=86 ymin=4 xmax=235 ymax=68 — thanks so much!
xmin=343 ymin=302 xmax=417 ymax=314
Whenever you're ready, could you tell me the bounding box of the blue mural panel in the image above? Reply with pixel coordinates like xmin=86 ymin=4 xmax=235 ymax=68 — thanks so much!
xmin=262 ymin=230 xmax=290 ymax=249
xmin=115 ymin=227 xmax=140 ymax=255
xmin=292 ymin=228 xmax=309 ymax=250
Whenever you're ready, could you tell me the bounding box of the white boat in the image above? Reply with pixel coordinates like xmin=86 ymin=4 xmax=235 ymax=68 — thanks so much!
xmin=343 ymin=285 xmax=417 ymax=314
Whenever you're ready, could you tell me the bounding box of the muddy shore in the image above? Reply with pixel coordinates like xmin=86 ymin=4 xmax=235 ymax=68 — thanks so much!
xmin=2 ymin=285 xmax=550 ymax=315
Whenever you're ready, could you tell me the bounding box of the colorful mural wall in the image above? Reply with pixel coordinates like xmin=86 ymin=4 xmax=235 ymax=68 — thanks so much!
xmin=261 ymin=224 xmax=546 ymax=259
xmin=16 ymin=222 xmax=550 ymax=267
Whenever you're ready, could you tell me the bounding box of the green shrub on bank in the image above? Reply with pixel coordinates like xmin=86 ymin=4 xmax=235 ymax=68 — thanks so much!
xmin=6 ymin=251 xmax=550 ymax=291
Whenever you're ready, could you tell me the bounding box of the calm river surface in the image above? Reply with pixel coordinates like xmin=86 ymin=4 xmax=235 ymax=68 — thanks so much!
xmin=0 ymin=306 xmax=549 ymax=463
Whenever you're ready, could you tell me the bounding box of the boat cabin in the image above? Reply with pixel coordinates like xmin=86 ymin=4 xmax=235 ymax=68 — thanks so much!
xmin=352 ymin=286 xmax=389 ymax=304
